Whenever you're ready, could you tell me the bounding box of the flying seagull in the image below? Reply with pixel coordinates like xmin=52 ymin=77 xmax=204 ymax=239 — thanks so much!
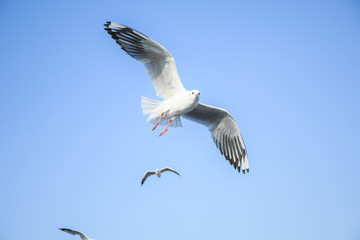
xmin=141 ymin=167 xmax=181 ymax=186
xmin=104 ymin=22 xmax=249 ymax=173
xmin=58 ymin=228 xmax=94 ymax=240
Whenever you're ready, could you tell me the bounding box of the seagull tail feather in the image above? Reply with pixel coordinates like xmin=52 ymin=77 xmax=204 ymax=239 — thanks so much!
xmin=141 ymin=96 xmax=182 ymax=128
xmin=141 ymin=96 xmax=166 ymax=125
xmin=141 ymin=96 xmax=161 ymax=115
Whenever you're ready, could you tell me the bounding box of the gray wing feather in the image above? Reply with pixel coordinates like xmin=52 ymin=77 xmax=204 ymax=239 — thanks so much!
xmin=104 ymin=22 xmax=185 ymax=99
xmin=141 ymin=171 xmax=156 ymax=186
xmin=59 ymin=228 xmax=90 ymax=240
xmin=160 ymin=167 xmax=181 ymax=176
xmin=183 ymin=103 xmax=249 ymax=173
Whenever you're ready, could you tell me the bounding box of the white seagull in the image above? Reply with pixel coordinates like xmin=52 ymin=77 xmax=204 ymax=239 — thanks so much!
xmin=59 ymin=228 xmax=94 ymax=240
xmin=104 ymin=22 xmax=249 ymax=173
xmin=141 ymin=167 xmax=181 ymax=186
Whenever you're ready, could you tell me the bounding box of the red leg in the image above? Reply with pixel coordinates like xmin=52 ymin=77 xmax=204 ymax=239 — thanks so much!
xmin=152 ymin=112 xmax=164 ymax=131
xmin=159 ymin=118 xmax=173 ymax=136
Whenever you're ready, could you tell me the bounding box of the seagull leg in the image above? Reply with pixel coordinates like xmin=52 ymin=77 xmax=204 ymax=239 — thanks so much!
xmin=152 ymin=112 xmax=164 ymax=131
xmin=159 ymin=118 xmax=174 ymax=136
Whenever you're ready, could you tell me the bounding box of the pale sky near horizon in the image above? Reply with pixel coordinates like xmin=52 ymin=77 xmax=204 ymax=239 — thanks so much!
xmin=1 ymin=0 xmax=360 ymax=240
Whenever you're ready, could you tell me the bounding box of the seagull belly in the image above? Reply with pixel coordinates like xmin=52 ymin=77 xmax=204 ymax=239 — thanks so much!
xmin=164 ymin=94 xmax=199 ymax=118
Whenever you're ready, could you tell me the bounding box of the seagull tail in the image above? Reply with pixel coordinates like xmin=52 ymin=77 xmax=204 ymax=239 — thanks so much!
xmin=141 ymin=96 xmax=164 ymax=124
xmin=141 ymin=96 xmax=182 ymax=128
xmin=141 ymin=96 xmax=161 ymax=115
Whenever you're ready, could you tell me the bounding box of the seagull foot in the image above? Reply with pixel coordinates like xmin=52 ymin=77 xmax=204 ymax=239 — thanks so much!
xmin=159 ymin=118 xmax=173 ymax=136
xmin=159 ymin=129 xmax=167 ymax=136
xmin=152 ymin=112 xmax=164 ymax=131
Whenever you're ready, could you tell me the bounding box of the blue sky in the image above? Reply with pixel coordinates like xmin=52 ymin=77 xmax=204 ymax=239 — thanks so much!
xmin=1 ymin=0 xmax=360 ymax=239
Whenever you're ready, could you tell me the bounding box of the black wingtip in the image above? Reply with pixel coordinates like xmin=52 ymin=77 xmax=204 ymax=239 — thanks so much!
xmin=247 ymin=169 xmax=249 ymax=173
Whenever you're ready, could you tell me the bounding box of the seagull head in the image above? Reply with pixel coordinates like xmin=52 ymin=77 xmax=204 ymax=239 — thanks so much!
xmin=190 ymin=90 xmax=200 ymax=99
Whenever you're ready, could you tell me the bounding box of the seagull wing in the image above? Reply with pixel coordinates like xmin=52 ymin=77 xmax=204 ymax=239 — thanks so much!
xmin=104 ymin=22 xmax=186 ymax=99
xmin=141 ymin=171 xmax=156 ymax=186
xmin=183 ymin=103 xmax=249 ymax=173
xmin=160 ymin=167 xmax=181 ymax=176
xmin=59 ymin=228 xmax=90 ymax=240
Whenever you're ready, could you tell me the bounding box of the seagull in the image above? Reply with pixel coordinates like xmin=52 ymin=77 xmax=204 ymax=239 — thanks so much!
xmin=104 ymin=22 xmax=249 ymax=173
xmin=58 ymin=228 xmax=94 ymax=240
xmin=141 ymin=167 xmax=181 ymax=186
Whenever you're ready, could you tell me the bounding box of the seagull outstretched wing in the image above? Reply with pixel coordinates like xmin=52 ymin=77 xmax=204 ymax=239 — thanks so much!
xmin=160 ymin=167 xmax=181 ymax=176
xmin=59 ymin=228 xmax=92 ymax=240
xmin=104 ymin=22 xmax=185 ymax=99
xmin=141 ymin=170 xmax=156 ymax=186
xmin=184 ymin=103 xmax=249 ymax=173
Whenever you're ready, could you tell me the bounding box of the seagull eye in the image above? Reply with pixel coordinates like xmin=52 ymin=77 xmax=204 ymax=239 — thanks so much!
xmin=192 ymin=92 xmax=194 ymax=94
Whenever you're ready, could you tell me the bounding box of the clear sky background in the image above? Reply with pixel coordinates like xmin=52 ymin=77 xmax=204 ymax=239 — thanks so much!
xmin=1 ymin=0 xmax=360 ymax=240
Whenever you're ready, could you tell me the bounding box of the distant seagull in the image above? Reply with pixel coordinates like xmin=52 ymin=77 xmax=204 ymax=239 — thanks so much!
xmin=104 ymin=22 xmax=249 ymax=173
xmin=59 ymin=228 xmax=94 ymax=240
xmin=141 ymin=167 xmax=181 ymax=186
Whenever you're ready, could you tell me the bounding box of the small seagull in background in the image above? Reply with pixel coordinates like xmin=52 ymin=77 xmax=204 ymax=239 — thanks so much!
xmin=141 ymin=167 xmax=181 ymax=186
xmin=59 ymin=228 xmax=94 ymax=240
